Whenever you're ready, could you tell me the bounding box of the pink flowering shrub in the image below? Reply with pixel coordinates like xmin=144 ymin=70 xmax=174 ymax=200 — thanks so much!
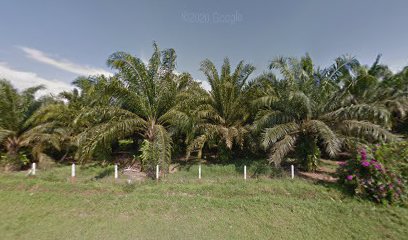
xmin=337 ymin=146 xmax=406 ymax=205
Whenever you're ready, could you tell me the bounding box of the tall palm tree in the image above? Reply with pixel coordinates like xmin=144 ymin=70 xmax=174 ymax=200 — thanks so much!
xmin=27 ymin=75 xmax=112 ymax=162
xmin=352 ymin=56 xmax=408 ymax=120
xmin=0 ymin=80 xmax=62 ymax=170
xmin=328 ymin=55 xmax=408 ymax=131
xmin=381 ymin=65 xmax=408 ymax=133
xmin=380 ymin=63 xmax=408 ymax=91
xmin=75 ymin=43 xmax=195 ymax=176
xmin=186 ymin=58 xmax=255 ymax=161
xmin=254 ymin=55 xmax=400 ymax=171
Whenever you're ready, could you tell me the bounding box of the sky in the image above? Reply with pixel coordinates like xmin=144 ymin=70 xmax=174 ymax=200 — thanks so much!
xmin=1 ymin=0 xmax=408 ymax=94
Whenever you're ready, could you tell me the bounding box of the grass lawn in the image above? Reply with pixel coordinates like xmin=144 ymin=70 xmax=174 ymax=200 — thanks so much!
xmin=0 ymin=164 xmax=407 ymax=240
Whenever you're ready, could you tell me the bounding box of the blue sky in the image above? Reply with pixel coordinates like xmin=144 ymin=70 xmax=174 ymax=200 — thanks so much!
xmin=1 ymin=0 xmax=408 ymax=94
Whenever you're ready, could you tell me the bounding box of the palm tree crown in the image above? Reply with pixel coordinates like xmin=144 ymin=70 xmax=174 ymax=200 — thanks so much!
xmin=76 ymin=43 xmax=195 ymax=175
xmin=0 ymin=80 xmax=62 ymax=169
xmin=187 ymin=58 xmax=255 ymax=161
xmin=254 ymin=55 xmax=400 ymax=170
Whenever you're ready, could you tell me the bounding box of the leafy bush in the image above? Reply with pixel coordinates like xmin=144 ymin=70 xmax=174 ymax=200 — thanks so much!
xmin=140 ymin=139 xmax=168 ymax=178
xmin=0 ymin=152 xmax=30 ymax=171
xmin=296 ymin=137 xmax=321 ymax=172
xmin=118 ymin=139 xmax=134 ymax=151
xmin=337 ymin=146 xmax=406 ymax=205
xmin=373 ymin=142 xmax=408 ymax=183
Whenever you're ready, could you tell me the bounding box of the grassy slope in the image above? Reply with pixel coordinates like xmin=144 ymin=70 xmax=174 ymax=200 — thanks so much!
xmin=0 ymin=164 xmax=407 ymax=240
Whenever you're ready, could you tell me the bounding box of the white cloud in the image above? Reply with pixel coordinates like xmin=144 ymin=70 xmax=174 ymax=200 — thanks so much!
xmin=388 ymin=62 xmax=407 ymax=73
xmin=197 ymin=79 xmax=211 ymax=91
xmin=18 ymin=46 xmax=112 ymax=76
xmin=0 ymin=62 xmax=73 ymax=96
xmin=375 ymin=56 xmax=408 ymax=74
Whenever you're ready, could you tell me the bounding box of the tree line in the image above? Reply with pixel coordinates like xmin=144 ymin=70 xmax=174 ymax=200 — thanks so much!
xmin=1 ymin=43 xmax=407 ymax=176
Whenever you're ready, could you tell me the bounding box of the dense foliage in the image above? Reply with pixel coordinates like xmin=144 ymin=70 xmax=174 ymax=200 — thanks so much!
xmin=254 ymin=55 xmax=402 ymax=170
xmin=1 ymin=44 xmax=408 ymax=180
xmin=373 ymin=141 xmax=408 ymax=182
xmin=186 ymin=58 xmax=256 ymax=162
xmin=0 ymin=80 xmax=62 ymax=170
xmin=337 ymin=145 xmax=406 ymax=205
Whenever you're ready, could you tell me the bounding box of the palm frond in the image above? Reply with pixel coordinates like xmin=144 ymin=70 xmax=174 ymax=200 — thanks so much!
xmin=253 ymin=109 xmax=294 ymax=132
xmin=153 ymin=124 xmax=172 ymax=165
xmin=262 ymin=122 xmax=299 ymax=148
xmin=323 ymin=104 xmax=392 ymax=127
xmin=0 ymin=128 xmax=15 ymax=143
xmin=340 ymin=120 xmax=400 ymax=143
xmin=186 ymin=134 xmax=208 ymax=160
xmin=200 ymin=59 xmax=220 ymax=86
xmin=76 ymin=117 xmax=147 ymax=162
xmin=267 ymin=135 xmax=297 ymax=166
xmin=305 ymin=120 xmax=341 ymax=157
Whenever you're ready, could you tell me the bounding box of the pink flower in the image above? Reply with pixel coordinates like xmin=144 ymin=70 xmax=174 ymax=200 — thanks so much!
xmin=346 ymin=175 xmax=353 ymax=181
xmin=360 ymin=149 xmax=367 ymax=161
xmin=374 ymin=163 xmax=382 ymax=170
xmin=361 ymin=160 xmax=370 ymax=167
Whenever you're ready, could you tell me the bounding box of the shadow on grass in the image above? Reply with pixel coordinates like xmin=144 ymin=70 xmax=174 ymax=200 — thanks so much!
xmin=296 ymin=170 xmax=354 ymax=198
xmin=316 ymin=180 xmax=354 ymax=198
xmin=65 ymin=162 xmax=116 ymax=180
xmin=94 ymin=167 xmax=114 ymax=179
xmin=172 ymin=159 xmax=199 ymax=171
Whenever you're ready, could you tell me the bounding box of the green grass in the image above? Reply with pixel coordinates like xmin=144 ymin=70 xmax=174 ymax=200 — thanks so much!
xmin=0 ymin=164 xmax=407 ymax=239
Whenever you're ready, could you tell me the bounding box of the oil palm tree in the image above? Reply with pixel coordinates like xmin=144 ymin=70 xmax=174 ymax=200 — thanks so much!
xmin=346 ymin=56 xmax=408 ymax=120
xmin=186 ymin=58 xmax=255 ymax=161
xmin=27 ymin=75 xmax=112 ymax=163
xmin=75 ymin=43 xmax=195 ymax=176
xmin=254 ymin=55 xmax=400 ymax=171
xmin=381 ymin=65 xmax=408 ymax=133
xmin=0 ymin=80 xmax=62 ymax=170
xmin=326 ymin=55 xmax=408 ymax=133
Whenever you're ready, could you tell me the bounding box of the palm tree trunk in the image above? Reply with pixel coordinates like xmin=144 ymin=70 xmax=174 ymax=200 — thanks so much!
xmin=4 ymin=137 xmax=21 ymax=171
xmin=146 ymin=120 xmax=156 ymax=142
xmin=6 ymin=137 xmax=20 ymax=159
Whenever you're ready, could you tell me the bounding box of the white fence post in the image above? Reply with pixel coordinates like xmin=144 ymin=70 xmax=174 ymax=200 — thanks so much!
xmin=114 ymin=164 xmax=118 ymax=179
xmin=244 ymin=165 xmax=247 ymax=180
xmin=199 ymin=164 xmax=202 ymax=179
xmin=156 ymin=165 xmax=159 ymax=180
xmin=291 ymin=165 xmax=294 ymax=179
xmin=71 ymin=163 xmax=76 ymax=177
xmin=32 ymin=163 xmax=36 ymax=175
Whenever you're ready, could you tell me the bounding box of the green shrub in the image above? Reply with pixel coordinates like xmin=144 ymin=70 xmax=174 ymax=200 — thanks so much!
xmin=373 ymin=141 xmax=408 ymax=182
xmin=296 ymin=136 xmax=321 ymax=172
xmin=118 ymin=139 xmax=134 ymax=151
xmin=249 ymin=160 xmax=286 ymax=178
xmin=337 ymin=145 xmax=406 ymax=205
xmin=140 ymin=139 xmax=168 ymax=178
xmin=0 ymin=152 xmax=30 ymax=171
